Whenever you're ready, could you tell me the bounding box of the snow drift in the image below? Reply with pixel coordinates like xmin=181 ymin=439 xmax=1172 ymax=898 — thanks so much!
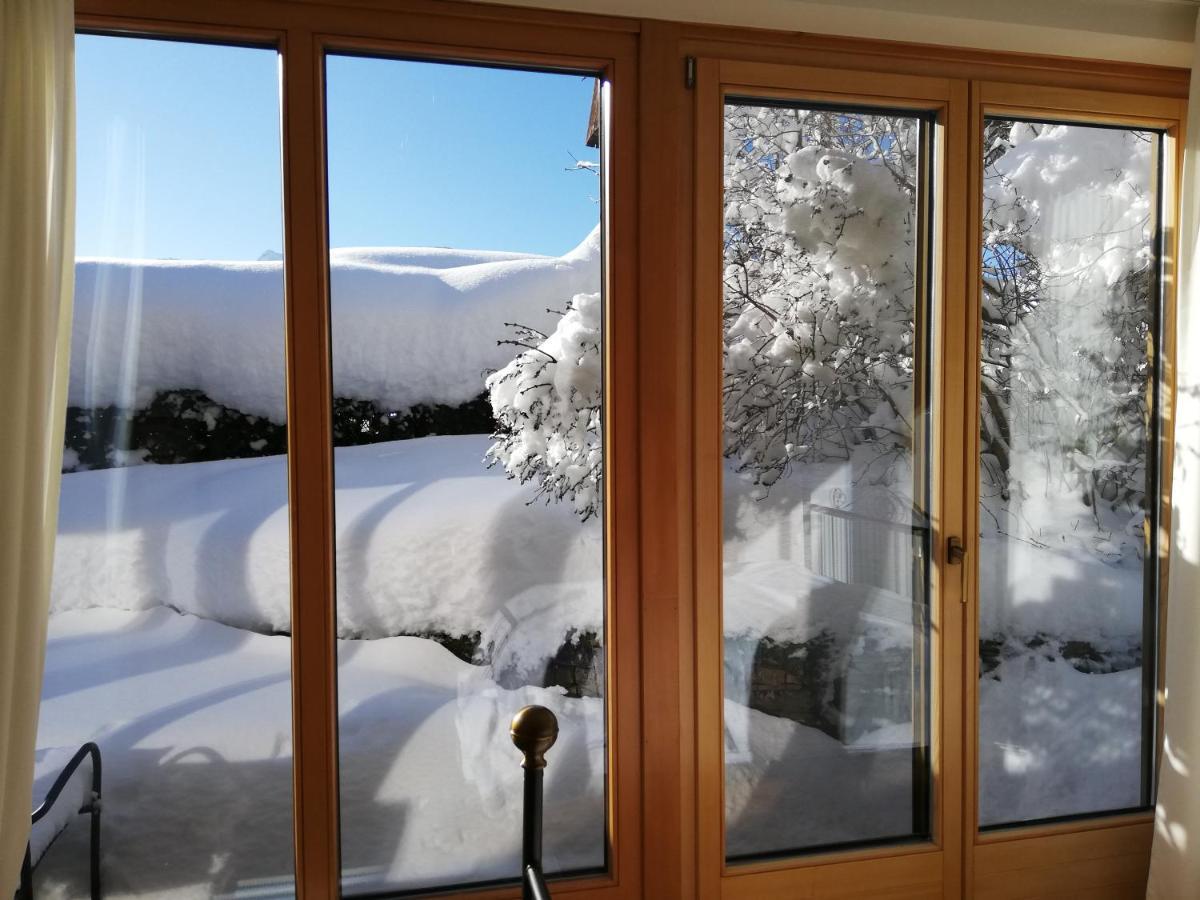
xmin=51 ymin=436 xmax=604 ymax=672
xmin=70 ymin=228 xmax=600 ymax=420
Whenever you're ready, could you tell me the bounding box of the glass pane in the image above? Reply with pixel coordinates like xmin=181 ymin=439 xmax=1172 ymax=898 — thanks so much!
xmin=37 ymin=35 xmax=294 ymax=897
xmin=325 ymin=55 xmax=606 ymax=894
xmin=721 ymin=101 xmax=933 ymax=860
xmin=978 ymin=118 xmax=1161 ymax=827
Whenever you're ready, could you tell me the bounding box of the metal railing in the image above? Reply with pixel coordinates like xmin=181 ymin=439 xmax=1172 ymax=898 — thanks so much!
xmin=19 ymin=741 xmax=103 ymax=900
xmin=510 ymin=705 xmax=558 ymax=900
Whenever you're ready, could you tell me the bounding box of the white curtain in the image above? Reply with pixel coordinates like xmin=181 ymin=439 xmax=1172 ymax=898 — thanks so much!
xmin=0 ymin=0 xmax=75 ymax=892
xmin=1148 ymin=11 xmax=1200 ymax=899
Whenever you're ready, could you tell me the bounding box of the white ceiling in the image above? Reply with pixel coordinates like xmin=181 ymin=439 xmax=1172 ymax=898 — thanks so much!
xmin=797 ymin=0 xmax=1197 ymax=42
xmin=473 ymin=0 xmax=1197 ymax=66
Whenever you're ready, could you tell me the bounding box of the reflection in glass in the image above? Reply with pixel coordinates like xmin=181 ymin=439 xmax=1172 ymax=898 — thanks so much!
xmin=721 ymin=101 xmax=932 ymax=859
xmin=325 ymin=56 xmax=606 ymax=894
xmin=38 ymin=35 xmax=294 ymax=897
xmin=978 ymin=119 xmax=1161 ymax=827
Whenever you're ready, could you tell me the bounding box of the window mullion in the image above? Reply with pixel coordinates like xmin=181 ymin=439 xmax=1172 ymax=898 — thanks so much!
xmin=280 ymin=26 xmax=341 ymax=899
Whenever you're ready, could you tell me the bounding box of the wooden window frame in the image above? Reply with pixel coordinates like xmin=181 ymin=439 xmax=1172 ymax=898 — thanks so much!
xmin=686 ymin=43 xmax=1184 ymax=900
xmin=72 ymin=3 xmax=641 ymax=899
xmin=65 ymin=2 xmax=1188 ymax=898
xmin=691 ymin=58 xmax=965 ymax=900
xmin=961 ymin=82 xmax=1184 ymax=900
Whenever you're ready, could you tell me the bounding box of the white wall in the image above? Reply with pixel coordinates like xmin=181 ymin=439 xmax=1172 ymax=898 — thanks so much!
xmin=475 ymin=0 xmax=1196 ymax=67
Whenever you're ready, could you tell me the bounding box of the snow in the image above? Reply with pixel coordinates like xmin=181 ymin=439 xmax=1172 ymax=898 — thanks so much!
xmin=721 ymin=454 xmax=928 ymax=852
xmin=486 ymin=291 xmax=603 ymax=519
xmin=978 ymin=531 xmax=1144 ymax=643
xmin=33 ymin=607 xmax=603 ymax=898
xmin=723 ymin=559 xmax=914 ymax=650
xmin=990 ymin=124 xmax=1155 ymax=282
xmin=46 ymin=111 xmax=1164 ymax=890
xmin=52 ymin=436 xmax=926 ymax=668
xmin=978 ymin=654 xmax=1142 ymax=826
xmin=30 ymin=604 xmax=926 ymax=894
xmin=51 ymin=435 xmax=928 ymax=681
xmin=330 ymin=246 xmax=545 ymax=269
xmin=40 ymin=427 xmax=1149 ymax=889
xmin=70 ymin=229 xmax=599 ymax=421
xmin=29 ymin=747 xmax=96 ymax=867
xmin=51 ymin=436 xmax=603 ymax=674
xmin=44 ymin=436 xmax=943 ymax=887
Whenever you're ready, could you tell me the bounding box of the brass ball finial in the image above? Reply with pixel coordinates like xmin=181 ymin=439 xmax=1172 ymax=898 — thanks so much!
xmin=510 ymin=705 xmax=559 ymax=770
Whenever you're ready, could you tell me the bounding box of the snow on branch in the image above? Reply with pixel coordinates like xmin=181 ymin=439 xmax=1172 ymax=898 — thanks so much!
xmin=722 ymin=106 xmax=918 ymax=497
xmin=486 ymin=292 xmax=603 ymax=520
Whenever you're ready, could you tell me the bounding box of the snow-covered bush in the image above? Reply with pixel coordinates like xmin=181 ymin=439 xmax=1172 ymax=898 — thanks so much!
xmin=719 ymin=108 xmax=1155 ymax=567
xmin=981 ymin=120 xmax=1156 ymax=545
xmin=723 ymin=106 xmax=919 ymax=495
xmin=485 ymin=292 xmax=603 ymax=520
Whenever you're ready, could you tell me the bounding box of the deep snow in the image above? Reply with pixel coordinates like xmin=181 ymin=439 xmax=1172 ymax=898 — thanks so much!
xmin=49 ymin=139 xmax=1157 ymax=887
xmin=51 ymin=436 xmax=603 ymax=677
xmin=70 ymin=229 xmax=599 ymax=421
xmin=34 ymin=606 xmax=604 ymax=898
xmin=41 ymin=440 xmax=1148 ymax=893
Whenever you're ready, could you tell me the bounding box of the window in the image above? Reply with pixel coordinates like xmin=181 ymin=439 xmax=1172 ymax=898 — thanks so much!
xmin=693 ymin=63 xmax=1178 ymax=899
xmin=720 ymin=99 xmax=934 ymax=859
xmin=324 ymin=54 xmax=607 ymax=895
xmin=977 ymin=117 xmax=1164 ymax=828
xmin=41 ymin=33 xmax=294 ymax=897
xmin=52 ymin=7 xmax=1184 ymax=898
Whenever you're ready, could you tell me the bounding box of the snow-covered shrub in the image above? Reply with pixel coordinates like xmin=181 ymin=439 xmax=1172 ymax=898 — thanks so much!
xmin=723 ymin=106 xmax=920 ymax=496
xmin=980 ymin=121 xmax=1156 ymax=560
xmin=485 ymin=292 xmax=603 ymax=520
xmin=721 ymin=108 xmax=1155 ymax=557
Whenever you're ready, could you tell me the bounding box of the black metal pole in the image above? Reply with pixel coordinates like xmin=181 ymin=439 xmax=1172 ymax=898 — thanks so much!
xmin=90 ymin=742 xmax=103 ymax=900
xmin=19 ymin=844 xmax=33 ymax=900
xmin=522 ymin=765 xmax=543 ymax=899
xmin=510 ymin=705 xmax=558 ymax=900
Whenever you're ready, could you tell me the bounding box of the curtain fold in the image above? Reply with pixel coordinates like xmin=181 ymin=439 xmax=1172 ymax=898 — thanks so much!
xmin=0 ymin=0 xmax=75 ymax=892
xmin=1147 ymin=11 xmax=1200 ymax=900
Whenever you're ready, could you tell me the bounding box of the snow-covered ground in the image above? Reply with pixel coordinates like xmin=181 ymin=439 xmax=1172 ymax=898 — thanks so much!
xmin=41 ymin=190 xmax=1152 ymax=892
xmin=978 ymin=655 xmax=1141 ymax=825
xmin=37 ymin=437 xmax=1146 ymax=894
xmin=52 ymin=435 xmax=603 ymax=676
xmin=36 ymin=600 xmax=972 ymax=895
xmin=35 ymin=606 xmax=604 ymax=899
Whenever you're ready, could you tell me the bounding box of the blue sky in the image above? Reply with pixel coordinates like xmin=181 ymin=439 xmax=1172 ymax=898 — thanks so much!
xmin=75 ymin=35 xmax=600 ymax=260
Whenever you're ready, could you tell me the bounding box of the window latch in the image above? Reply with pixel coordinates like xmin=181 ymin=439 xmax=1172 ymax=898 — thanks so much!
xmin=947 ymin=536 xmax=967 ymax=566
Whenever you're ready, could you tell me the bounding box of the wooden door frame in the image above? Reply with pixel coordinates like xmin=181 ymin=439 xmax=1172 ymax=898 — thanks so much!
xmin=64 ymin=2 xmax=1189 ymax=897
xmin=961 ymin=82 xmax=1185 ymax=900
xmin=685 ymin=45 xmax=1184 ymax=900
xmin=690 ymin=57 xmax=967 ymax=900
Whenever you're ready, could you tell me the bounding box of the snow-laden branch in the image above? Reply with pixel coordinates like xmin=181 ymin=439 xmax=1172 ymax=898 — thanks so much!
xmin=486 ymin=292 xmax=603 ymax=520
